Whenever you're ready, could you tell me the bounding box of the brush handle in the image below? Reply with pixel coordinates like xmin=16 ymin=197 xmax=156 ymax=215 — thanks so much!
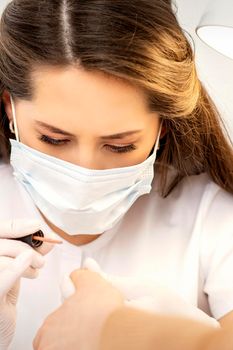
xmin=14 ymin=230 xmax=44 ymax=248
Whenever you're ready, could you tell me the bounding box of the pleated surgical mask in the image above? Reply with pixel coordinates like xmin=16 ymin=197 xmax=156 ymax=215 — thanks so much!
xmin=9 ymin=94 xmax=162 ymax=235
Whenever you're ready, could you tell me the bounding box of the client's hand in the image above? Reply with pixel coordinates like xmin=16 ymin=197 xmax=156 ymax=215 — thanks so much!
xmin=62 ymin=258 xmax=219 ymax=329
xmin=33 ymin=268 xmax=124 ymax=350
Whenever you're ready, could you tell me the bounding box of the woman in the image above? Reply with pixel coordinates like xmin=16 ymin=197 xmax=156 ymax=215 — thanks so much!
xmin=0 ymin=0 xmax=233 ymax=349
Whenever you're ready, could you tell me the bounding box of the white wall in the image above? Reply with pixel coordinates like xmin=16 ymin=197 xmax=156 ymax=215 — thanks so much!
xmin=0 ymin=0 xmax=10 ymax=13
xmin=1 ymin=0 xmax=233 ymax=139
xmin=176 ymin=0 xmax=233 ymax=140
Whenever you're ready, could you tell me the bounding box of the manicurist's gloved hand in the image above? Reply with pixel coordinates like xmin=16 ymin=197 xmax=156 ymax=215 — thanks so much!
xmin=61 ymin=257 xmax=219 ymax=329
xmin=0 ymin=219 xmax=55 ymax=350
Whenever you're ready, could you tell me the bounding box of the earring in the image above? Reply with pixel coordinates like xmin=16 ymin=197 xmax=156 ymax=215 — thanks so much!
xmin=9 ymin=120 xmax=15 ymax=134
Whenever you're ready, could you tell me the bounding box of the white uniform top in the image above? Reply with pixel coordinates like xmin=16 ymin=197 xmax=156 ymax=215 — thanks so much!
xmin=0 ymin=162 xmax=233 ymax=350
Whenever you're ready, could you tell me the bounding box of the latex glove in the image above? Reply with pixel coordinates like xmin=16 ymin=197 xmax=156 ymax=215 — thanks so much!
xmin=61 ymin=257 xmax=219 ymax=329
xmin=0 ymin=219 xmax=55 ymax=350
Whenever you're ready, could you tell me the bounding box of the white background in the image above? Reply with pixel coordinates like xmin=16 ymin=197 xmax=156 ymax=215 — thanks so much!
xmin=1 ymin=0 xmax=233 ymax=139
xmin=176 ymin=0 xmax=233 ymax=140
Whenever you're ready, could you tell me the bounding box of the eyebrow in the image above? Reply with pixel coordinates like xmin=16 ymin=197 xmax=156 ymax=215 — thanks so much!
xmin=34 ymin=120 xmax=142 ymax=139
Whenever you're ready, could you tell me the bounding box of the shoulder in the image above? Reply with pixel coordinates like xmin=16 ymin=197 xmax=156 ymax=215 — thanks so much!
xmin=194 ymin=180 xmax=233 ymax=320
xmin=149 ymin=170 xmax=223 ymax=217
xmin=171 ymin=172 xmax=233 ymax=232
xmin=178 ymin=172 xmax=232 ymax=214
xmin=152 ymin=167 xmax=232 ymax=211
xmin=147 ymin=169 xmax=233 ymax=236
xmin=199 ymin=178 xmax=233 ymax=258
xmin=152 ymin=165 xmax=216 ymax=200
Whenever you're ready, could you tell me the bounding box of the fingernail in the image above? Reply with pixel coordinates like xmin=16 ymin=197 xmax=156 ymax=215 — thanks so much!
xmin=83 ymin=258 xmax=101 ymax=272
xmin=27 ymin=252 xmax=45 ymax=269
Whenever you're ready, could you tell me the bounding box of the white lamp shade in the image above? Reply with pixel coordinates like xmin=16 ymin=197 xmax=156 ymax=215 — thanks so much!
xmin=196 ymin=0 xmax=233 ymax=60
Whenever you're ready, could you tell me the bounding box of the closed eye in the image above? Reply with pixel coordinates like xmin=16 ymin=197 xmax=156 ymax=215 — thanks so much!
xmin=104 ymin=144 xmax=136 ymax=153
xmin=38 ymin=135 xmax=137 ymax=153
xmin=39 ymin=134 xmax=69 ymax=145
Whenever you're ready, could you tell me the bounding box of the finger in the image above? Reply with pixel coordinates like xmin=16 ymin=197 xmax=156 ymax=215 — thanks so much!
xmin=0 ymin=239 xmax=45 ymax=269
xmin=60 ymin=274 xmax=76 ymax=301
xmin=82 ymin=257 xmax=103 ymax=274
xmin=33 ymin=327 xmax=42 ymax=350
xmin=22 ymin=267 xmax=40 ymax=279
xmin=69 ymin=265 xmax=112 ymax=293
xmin=0 ymin=256 xmax=40 ymax=279
xmin=0 ymin=250 xmax=42 ymax=296
xmin=82 ymin=257 xmax=116 ymax=283
xmin=0 ymin=219 xmax=41 ymax=238
xmin=83 ymin=257 xmax=137 ymax=299
xmin=72 ymin=257 xmax=112 ymax=288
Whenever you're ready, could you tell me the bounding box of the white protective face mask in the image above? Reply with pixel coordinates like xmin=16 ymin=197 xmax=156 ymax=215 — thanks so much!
xmin=9 ymin=95 xmax=162 ymax=235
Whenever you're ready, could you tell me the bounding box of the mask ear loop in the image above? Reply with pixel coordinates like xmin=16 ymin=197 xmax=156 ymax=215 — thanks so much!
xmin=149 ymin=120 xmax=163 ymax=157
xmin=9 ymin=94 xmax=20 ymax=142
xmin=9 ymin=120 xmax=15 ymax=134
xmin=146 ymin=120 xmax=162 ymax=159
xmin=156 ymin=120 xmax=163 ymax=151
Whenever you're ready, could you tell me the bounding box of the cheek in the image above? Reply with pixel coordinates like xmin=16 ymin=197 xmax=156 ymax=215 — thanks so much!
xmin=16 ymin=120 xmax=33 ymax=146
xmin=14 ymin=114 xmax=33 ymax=145
xmin=120 ymin=119 xmax=160 ymax=167
xmin=130 ymin=147 xmax=153 ymax=166
xmin=116 ymin=141 xmax=156 ymax=168
xmin=133 ymin=126 xmax=159 ymax=164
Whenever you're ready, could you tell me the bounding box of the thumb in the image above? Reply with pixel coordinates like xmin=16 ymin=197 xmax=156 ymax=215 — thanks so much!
xmin=60 ymin=258 xmax=108 ymax=301
xmin=82 ymin=258 xmax=114 ymax=282
xmin=82 ymin=257 xmax=103 ymax=274
xmin=82 ymin=258 xmax=136 ymax=299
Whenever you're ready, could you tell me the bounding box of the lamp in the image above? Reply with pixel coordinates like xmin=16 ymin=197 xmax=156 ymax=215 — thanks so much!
xmin=196 ymin=0 xmax=233 ymax=60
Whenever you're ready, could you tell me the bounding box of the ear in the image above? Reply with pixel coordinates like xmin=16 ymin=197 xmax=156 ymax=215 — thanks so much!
xmin=2 ymin=90 xmax=13 ymax=123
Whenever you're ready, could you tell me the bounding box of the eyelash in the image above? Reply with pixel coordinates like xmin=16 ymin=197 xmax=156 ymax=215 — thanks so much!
xmin=38 ymin=135 xmax=137 ymax=154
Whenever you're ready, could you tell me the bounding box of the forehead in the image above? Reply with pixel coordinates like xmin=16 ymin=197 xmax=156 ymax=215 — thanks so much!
xmin=31 ymin=66 xmax=149 ymax=110
xmin=23 ymin=66 xmax=155 ymax=135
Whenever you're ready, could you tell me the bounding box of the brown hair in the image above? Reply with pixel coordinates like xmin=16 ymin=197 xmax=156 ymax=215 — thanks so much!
xmin=0 ymin=0 xmax=233 ymax=197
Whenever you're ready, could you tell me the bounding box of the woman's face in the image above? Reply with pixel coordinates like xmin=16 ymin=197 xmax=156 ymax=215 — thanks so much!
xmin=4 ymin=66 xmax=160 ymax=170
